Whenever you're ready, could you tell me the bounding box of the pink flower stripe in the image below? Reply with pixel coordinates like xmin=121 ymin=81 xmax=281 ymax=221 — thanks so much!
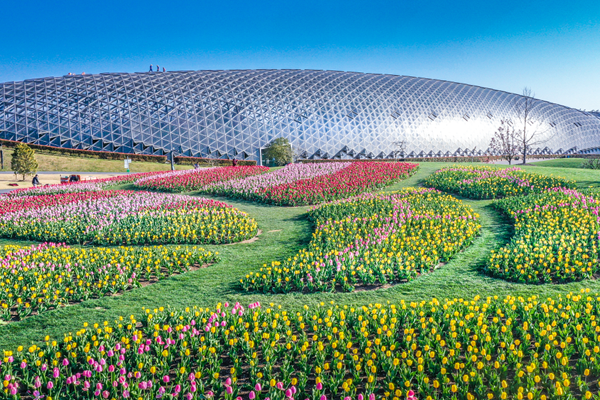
xmin=133 ymin=166 xmax=269 ymax=192
xmin=0 ymin=191 xmax=130 ymax=216
xmin=203 ymin=162 xmax=418 ymax=206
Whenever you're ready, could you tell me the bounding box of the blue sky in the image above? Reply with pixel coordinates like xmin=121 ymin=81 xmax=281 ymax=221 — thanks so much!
xmin=3 ymin=0 xmax=599 ymax=109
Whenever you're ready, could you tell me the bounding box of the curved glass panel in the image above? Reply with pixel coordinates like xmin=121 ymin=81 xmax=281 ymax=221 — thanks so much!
xmin=0 ymin=69 xmax=598 ymax=160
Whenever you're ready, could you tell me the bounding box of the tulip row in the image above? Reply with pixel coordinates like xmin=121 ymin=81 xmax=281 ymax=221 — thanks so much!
xmin=134 ymin=166 xmax=269 ymax=192
xmin=0 ymin=243 xmax=218 ymax=321
xmin=0 ymin=191 xmax=258 ymax=245
xmin=4 ymin=291 xmax=600 ymax=400
xmin=7 ymin=171 xmax=167 ymax=198
xmin=0 ymin=191 xmax=128 ymax=216
xmin=486 ymin=187 xmax=600 ymax=283
xmin=202 ymin=162 xmax=419 ymax=206
xmin=201 ymin=163 xmax=351 ymax=204
xmin=423 ymin=166 xmax=575 ymax=199
xmin=241 ymin=188 xmax=480 ymax=293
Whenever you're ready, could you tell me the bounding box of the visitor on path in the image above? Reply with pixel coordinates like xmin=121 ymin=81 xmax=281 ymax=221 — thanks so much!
xmin=32 ymin=174 xmax=40 ymax=187
xmin=163 ymin=67 xmax=166 ymax=72
xmin=232 ymin=159 xmax=238 ymax=167
xmin=193 ymin=163 xmax=199 ymax=169
xmin=157 ymin=65 xmax=160 ymax=72
xmin=149 ymin=64 xmax=153 ymax=72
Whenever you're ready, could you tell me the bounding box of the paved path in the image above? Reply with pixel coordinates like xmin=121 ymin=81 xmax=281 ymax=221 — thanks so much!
xmin=0 ymin=171 xmax=127 ymax=175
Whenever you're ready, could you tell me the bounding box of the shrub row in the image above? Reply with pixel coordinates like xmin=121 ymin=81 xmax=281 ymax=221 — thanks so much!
xmin=0 ymin=139 xmax=255 ymax=165
xmin=299 ymin=155 xmax=560 ymax=164
xmin=0 ymin=139 xmax=168 ymax=162
xmin=174 ymin=156 xmax=256 ymax=166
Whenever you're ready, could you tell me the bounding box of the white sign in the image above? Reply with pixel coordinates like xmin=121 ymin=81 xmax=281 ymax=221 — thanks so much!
xmin=124 ymin=159 xmax=132 ymax=169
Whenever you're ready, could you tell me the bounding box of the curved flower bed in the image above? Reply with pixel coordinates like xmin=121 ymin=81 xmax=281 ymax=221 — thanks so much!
xmin=0 ymin=191 xmax=258 ymax=245
xmin=0 ymin=191 xmax=127 ymax=216
xmin=134 ymin=166 xmax=269 ymax=192
xmin=7 ymin=171 xmax=167 ymax=197
xmin=486 ymin=188 xmax=600 ymax=283
xmin=424 ymin=165 xmax=575 ymax=199
xmin=0 ymin=243 xmax=218 ymax=321
xmin=242 ymin=188 xmax=480 ymax=292
xmin=203 ymin=162 xmax=419 ymax=206
xmin=3 ymin=292 xmax=600 ymax=400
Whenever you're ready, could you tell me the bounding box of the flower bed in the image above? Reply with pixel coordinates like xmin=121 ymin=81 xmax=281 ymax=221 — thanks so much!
xmin=0 ymin=191 xmax=126 ymax=216
xmin=3 ymin=292 xmax=600 ymax=400
xmin=0 ymin=191 xmax=258 ymax=245
xmin=201 ymin=163 xmax=350 ymax=203
xmin=0 ymin=243 xmax=218 ymax=321
xmin=133 ymin=166 xmax=269 ymax=192
xmin=423 ymin=165 xmax=575 ymax=199
xmin=486 ymin=188 xmax=600 ymax=283
xmin=242 ymin=188 xmax=480 ymax=292
xmin=203 ymin=162 xmax=419 ymax=206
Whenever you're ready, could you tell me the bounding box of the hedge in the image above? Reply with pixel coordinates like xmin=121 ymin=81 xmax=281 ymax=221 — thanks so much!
xmin=174 ymin=156 xmax=257 ymax=166
xmin=0 ymin=139 xmax=167 ymax=162
xmin=299 ymin=155 xmax=561 ymax=163
xmin=0 ymin=139 xmax=253 ymax=165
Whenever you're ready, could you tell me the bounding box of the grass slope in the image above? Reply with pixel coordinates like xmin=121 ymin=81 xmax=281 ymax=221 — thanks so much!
xmin=0 ymin=149 xmax=193 ymax=173
xmin=1 ymin=162 xmax=600 ymax=349
xmin=528 ymin=157 xmax=587 ymax=168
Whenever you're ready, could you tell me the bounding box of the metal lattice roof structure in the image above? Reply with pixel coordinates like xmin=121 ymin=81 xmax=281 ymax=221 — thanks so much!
xmin=1 ymin=69 xmax=599 ymax=160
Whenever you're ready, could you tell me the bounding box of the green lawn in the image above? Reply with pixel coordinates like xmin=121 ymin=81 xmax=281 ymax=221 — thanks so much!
xmin=528 ymin=157 xmax=587 ymax=168
xmin=1 ymin=161 xmax=600 ymax=349
xmin=0 ymin=149 xmax=194 ymax=173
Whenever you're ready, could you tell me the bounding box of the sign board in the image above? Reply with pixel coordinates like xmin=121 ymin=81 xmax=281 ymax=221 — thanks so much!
xmin=124 ymin=158 xmax=132 ymax=170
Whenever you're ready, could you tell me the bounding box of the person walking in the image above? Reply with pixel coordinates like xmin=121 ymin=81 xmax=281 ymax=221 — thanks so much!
xmin=32 ymin=174 xmax=40 ymax=187
xmin=232 ymin=158 xmax=238 ymax=167
xmin=149 ymin=64 xmax=153 ymax=72
xmin=163 ymin=67 xmax=166 ymax=72
xmin=157 ymin=65 xmax=160 ymax=72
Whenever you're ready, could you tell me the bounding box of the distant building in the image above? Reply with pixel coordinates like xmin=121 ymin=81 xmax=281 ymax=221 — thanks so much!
xmin=1 ymin=69 xmax=598 ymax=161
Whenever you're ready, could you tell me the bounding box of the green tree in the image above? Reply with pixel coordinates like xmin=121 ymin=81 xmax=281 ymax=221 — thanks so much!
xmin=11 ymin=143 xmax=38 ymax=180
xmin=263 ymin=137 xmax=293 ymax=166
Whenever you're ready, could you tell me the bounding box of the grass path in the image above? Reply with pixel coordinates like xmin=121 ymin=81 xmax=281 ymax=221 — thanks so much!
xmin=1 ymin=162 xmax=600 ymax=349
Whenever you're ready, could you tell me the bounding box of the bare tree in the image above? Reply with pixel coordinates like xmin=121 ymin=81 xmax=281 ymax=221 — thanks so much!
xmin=392 ymin=140 xmax=406 ymax=159
xmin=513 ymin=88 xmax=551 ymax=164
xmin=489 ymin=119 xmax=519 ymax=165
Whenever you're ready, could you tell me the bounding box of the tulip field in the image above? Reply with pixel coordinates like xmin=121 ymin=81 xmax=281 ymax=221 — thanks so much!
xmin=242 ymin=188 xmax=481 ymax=293
xmin=3 ymin=160 xmax=600 ymax=400
xmin=4 ymin=293 xmax=600 ymax=400
xmin=486 ymin=187 xmax=600 ymax=284
xmin=424 ymin=165 xmax=575 ymax=199
xmin=0 ymin=243 xmax=218 ymax=321
xmin=0 ymin=190 xmax=258 ymax=245
xmin=201 ymin=162 xmax=419 ymax=206
xmin=134 ymin=166 xmax=269 ymax=192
